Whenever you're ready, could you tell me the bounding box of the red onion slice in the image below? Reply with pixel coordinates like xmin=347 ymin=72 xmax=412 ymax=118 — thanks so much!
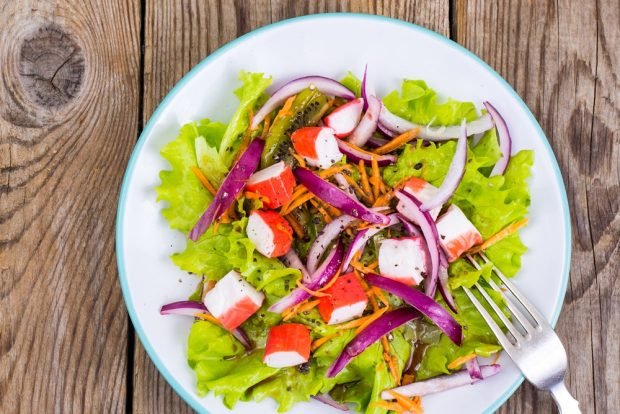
xmin=307 ymin=215 xmax=357 ymax=274
xmin=326 ymin=308 xmax=420 ymax=377
xmin=312 ymin=395 xmax=350 ymax=411
xmin=397 ymin=214 xmax=421 ymax=237
xmin=334 ymin=173 xmax=358 ymax=200
xmin=366 ymin=274 xmax=462 ymax=345
xmin=379 ymin=106 xmax=493 ymax=141
xmin=381 ymin=364 xmax=501 ymax=398
xmin=189 ymin=139 xmax=264 ymax=241
xmin=395 ymin=190 xmax=440 ymax=297
xmin=160 ymin=301 xmax=252 ymax=350
xmin=367 ymin=134 xmax=391 ymax=147
xmin=483 ymin=101 xmax=512 ymax=176
xmin=294 ymin=168 xmax=390 ymax=225
xmin=420 ymin=120 xmax=467 ymax=212
xmin=466 ymin=357 xmax=483 ymax=380
xmin=361 ymin=64 xmax=375 ymax=112
xmin=337 ymin=140 xmax=396 ymax=166
xmin=251 ymin=76 xmax=355 ymax=129
xmin=438 ymin=265 xmax=457 ymax=313
xmin=282 ymin=249 xmax=311 ymax=283
xmin=269 ymin=242 xmax=344 ymax=313
xmin=348 ymin=95 xmax=382 ymax=147
xmin=342 ymin=214 xmax=399 ymax=270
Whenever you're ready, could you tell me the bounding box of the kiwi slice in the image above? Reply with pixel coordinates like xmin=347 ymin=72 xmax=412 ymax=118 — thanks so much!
xmin=261 ymin=88 xmax=330 ymax=167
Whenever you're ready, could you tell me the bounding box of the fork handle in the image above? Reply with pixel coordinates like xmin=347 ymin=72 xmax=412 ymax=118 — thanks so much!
xmin=549 ymin=381 xmax=581 ymax=414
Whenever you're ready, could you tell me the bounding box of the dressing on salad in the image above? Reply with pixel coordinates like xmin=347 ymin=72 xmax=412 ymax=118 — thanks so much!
xmin=156 ymin=69 xmax=533 ymax=413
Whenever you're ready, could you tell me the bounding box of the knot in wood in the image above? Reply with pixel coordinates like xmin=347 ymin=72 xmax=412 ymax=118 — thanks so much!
xmin=18 ymin=25 xmax=84 ymax=108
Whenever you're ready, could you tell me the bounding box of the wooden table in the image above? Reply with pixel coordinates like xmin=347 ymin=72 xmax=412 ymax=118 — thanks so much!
xmin=1 ymin=1 xmax=618 ymax=413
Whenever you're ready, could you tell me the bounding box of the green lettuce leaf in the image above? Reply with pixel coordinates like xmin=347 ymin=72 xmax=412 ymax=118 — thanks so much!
xmin=219 ymin=71 xmax=272 ymax=169
xmin=156 ymin=119 xmax=225 ymax=232
xmin=383 ymin=79 xmax=479 ymax=125
xmin=340 ymin=72 xmax=362 ymax=98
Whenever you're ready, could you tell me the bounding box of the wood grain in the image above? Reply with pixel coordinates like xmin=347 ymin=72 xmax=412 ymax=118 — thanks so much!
xmin=455 ymin=1 xmax=620 ymax=413
xmin=0 ymin=0 xmax=141 ymax=413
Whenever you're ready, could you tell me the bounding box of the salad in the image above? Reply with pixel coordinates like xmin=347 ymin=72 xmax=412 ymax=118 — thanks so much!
xmin=157 ymin=69 xmax=533 ymax=413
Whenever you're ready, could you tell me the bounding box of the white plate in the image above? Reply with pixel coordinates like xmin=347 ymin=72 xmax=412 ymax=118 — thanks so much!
xmin=116 ymin=13 xmax=571 ymax=414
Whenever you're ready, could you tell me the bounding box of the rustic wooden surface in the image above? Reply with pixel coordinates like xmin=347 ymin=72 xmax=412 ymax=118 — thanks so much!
xmin=1 ymin=1 xmax=617 ymax=413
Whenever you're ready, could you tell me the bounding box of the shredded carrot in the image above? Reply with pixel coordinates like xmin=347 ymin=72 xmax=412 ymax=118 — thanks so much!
xmin=369 ymin=155 xmax=383 ymax=200
xmin=311 ymin=332 xmax=342 ymax=351
xmin=382 ymin=336 xmax=401 ymax=385
xmin=283 ymin=299 xmax=320 ymax=321
xmin=335 ymin=314 xmax=376 ymax=331
xmin=213 ymin=220 xmax=220 ymax=233
xmin=373 ymin=286 xmax=390 ymax=307
xmin=344 ymin=141 xmax=378 ymax=156
xmin=447 ymin=352 xmax=477 ymax=370
xmin=219 ymin=208 xmax=231 ymax=224
xmin=290 ymin=149 xmax=306 ymax=168
xmin=375 ymin=128 xmax=420 ymax=155
xmin=402 ymin=373 xmax=415 ymax=385
xmin=370 ymin=401 xmax=404 ymax=412
xmin=261 ymin=113 xmax=271 ymax=136
xmin=388 ymin=390 xmax=423 ymax=414
xmin=318 ymin=164 xmax=352 ymax=178
xmin=341 ymin=173 xmax=372 ymax=202
xmin=244 ymin=191 xmax=269 ymax=203
xmin=351 ymin=258 xmax=378 ymax=275
xmin=317 ymin=198 xmax=341 ymax=217
xmin=373 ymin=190 xmax=395 ymax=207
xmin=358 ymin=160 xmax=373 ymax=201
xmin=295 ymin=280 xmax=331 ymax=297
xmin=309 ymin=199 xmax=332 ymax=223
xmin=270 ymin=95 xmax=296 ymax=128
xmin=469 ymin=218 xmax=529 ymax=253
xmin=281 ymin=192 xmax=315 ymax=215
xmin=195 ymin=313 xmax=221 ymax=325
xmin=354 ymin=306 xmax=389 ymax=335
xmin=191 ymin=166 xmax=217 ymax=195
xmin=284 ymin=214 xmax=304 ymax=238
xmin=317 ymin=268 xmax=342 ymax=292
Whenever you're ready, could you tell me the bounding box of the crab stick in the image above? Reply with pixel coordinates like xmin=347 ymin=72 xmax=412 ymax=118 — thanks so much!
xmin=203 ymin=270 xmax=264 ymax=330
xmin=246 ymin=161 xmax=296 ymax=209
xmin=403 ymin=176 xmax=442 ymax=220
xmin=291 ymin=126 xmax=343 ymax=169
xmin=263 ymin=324 xmax=311 ymax=368
xmin=323 ymin=98 xmax=364 ymax=137
xmin=378 ymin=237 xmax=428 ymax=286
xmin=435 ymin=204 xmax=483 ymax=262
xmin=247 ymin=210 xmax=293 ymax=258
xmin=318 ymin=272 xmax=369 ymax=325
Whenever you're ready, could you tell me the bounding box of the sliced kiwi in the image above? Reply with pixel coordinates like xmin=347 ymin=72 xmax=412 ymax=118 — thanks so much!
xmin=261 ymin=87 xmax=330 ymax=167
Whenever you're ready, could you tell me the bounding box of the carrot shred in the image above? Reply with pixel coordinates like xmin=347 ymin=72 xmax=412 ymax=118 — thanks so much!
xmin=191 ymin=166 xmax=217 ymax=195
xmin=469 ymin=218 xmax=529 ymax=253
xmin=369 ymin=401 xmax=404 ymax=412
xmin=402 ymin=373 xmax=415 ymax=385
xmin=372 ymin=286 xmax=389 ymax=307
xmin=309 ymin=199 xmax=332 ymax=223
xmin=351 ymin=258 xmax=377 ymax=275
xmin=369 ymin=155 xmax=383 ymax=200
xmin=195 ymin=313 xmax=221 ymax=325
xmin=296 ymin=280 xmax=331 ymax=297
xmin=284 ymin=214 xmax=305 ymax=238
xmin=282 ymin=299 xmax=320 ymax=321
xmin=261 ymin=113 xmax=271 ymax=136
xmin=281 ymin=192 xmax=315 ymax=215
xmin=290 ymin=149 xmax=306 ymax=168
xmin=374 ymin=127 xmax=420 ymax=155
xmin=354 ymin=306 xmax=389 ymax=335
xmin=317 ymin=268 xmax=342 ymax=293
xmin=372 ymin=190 xmax=395 ymax=207
xmin=318 ymin=164 xmax=352 ymax=178
xmin=335 ymin=314 xmax=376 ymax=331
xmin=357 ymin=160 xmax=373 ymax=201
xmin=270 ymin=95 xmax=296 ymax=129
xmin=341 ymin=173 xmax=372 ymax=202
xmin=383 ymin=337 xmax=401 ymax=385
xmin=388 ymin=390 xmax=423 ymax=414
xmin=311 ymin=332 xmax=343 ymax=351
xmin=447 ymin=352 xmax=477 ymax=369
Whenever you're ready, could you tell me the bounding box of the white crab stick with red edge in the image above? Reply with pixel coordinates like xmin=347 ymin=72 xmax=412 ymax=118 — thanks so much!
xmin=318 ymin=272 xmax=368 ymax=325
xmin=263 ymin=324 xmax=311 ymax=368
xmin=403 ymin=177 xmax=442 ymax=220
xmin=245 ymin=162 xmax=296 ymax=209
xmin=291 ymin=127 xmax=343 ymax=169
xmin=247 ymin=210 xmax=293 ymax=258
xmin=435 ymin=204 xmax=483 ymax=262
xmin=323 ymin=98 xmax=364 ymax=137
xmin=378 ymin=237 xmax=428 ymax=286
xmin=203 ymin=270 xmax=264 ymax=331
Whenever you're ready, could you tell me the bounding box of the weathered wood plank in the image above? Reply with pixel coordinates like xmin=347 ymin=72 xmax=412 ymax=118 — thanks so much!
xmin=135 ymin=1 xmax=450 ymax=412
xmin=454 ymin=0 xmax=619 ymax=413
xmin=0 ymin=0 xmax=141 ymax=413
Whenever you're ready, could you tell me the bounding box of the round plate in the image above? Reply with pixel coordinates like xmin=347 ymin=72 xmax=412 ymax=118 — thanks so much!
xmin=116 ymin=13 xmax=571 ymax=414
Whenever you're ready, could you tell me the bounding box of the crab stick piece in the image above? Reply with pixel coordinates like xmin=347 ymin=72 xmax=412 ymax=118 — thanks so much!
xmin=246 ymin=161 xmax=296 ymax=209
xmin=323 ymin=98 xmax=364 ymax=137
xmin=291 ymin=127 xmax=343 ymax=169
xmin=378 ymin=237 xmax=428 ymax=286
xmin=263 ymin=324 xmax=311 ymax=368
xmin=435 ymin=204 xmax=483 ymax=262
xmin=247 ymin=210 xmax=293 ymax=258
xmin=203 ymin=270 xmax=264 ymax=331
xmin=403 ymin=176 xmax=442 ymax=220
xmin=318 ymin=272 xmax=368 ymax=325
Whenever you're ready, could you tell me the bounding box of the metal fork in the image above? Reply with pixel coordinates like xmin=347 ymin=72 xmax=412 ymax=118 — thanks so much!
xmin=463 ymin=253 xmax=580 ymax=414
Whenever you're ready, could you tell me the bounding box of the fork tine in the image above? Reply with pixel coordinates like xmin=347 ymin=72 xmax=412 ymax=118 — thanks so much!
xmin=478 ymin=253 xmax=547 ymax=327
xmin=462 ymin=286 xmax=516 ymax=351
xmin=472 ymin=281 xmax=524 ymax=343
xmin=467 ymin=255 xmax=535 ymax=333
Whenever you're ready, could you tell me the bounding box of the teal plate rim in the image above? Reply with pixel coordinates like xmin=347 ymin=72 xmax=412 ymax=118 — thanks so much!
xmin=116 ymin=12 xmax=572 ymax=414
